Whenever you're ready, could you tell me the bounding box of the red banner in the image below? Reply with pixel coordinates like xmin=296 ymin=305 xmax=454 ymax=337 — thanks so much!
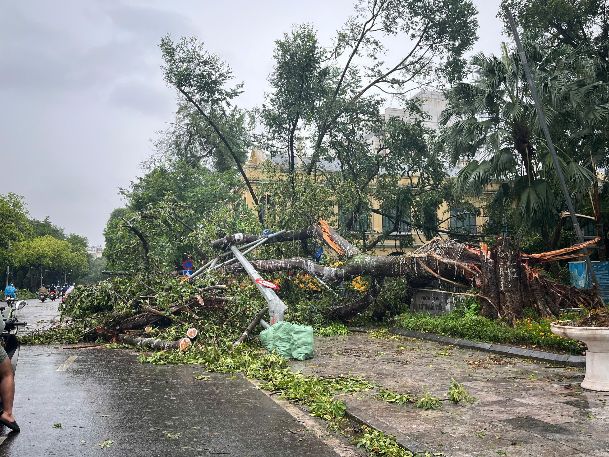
xmin=255 ymin=278 xmax=280 ymax=291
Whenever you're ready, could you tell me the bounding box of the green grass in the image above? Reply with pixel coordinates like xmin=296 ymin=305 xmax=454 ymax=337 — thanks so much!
xmin=395 ymin=311 xmax=585 ymax=355
xmin=355 ymin=426 xmax=413 ymax=456
xmin=316 ymin=322 xmax=349 ymax=336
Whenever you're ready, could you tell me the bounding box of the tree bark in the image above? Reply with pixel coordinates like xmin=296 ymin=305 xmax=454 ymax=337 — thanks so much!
xmin=218 ymin=223 xmax=601 ymax=324
xmin=118 ymin=334 xmax=180 ymax=350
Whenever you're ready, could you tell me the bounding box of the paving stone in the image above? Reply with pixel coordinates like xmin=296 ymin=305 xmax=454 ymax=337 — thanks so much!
xmin=295 ymin=333 xmax=608 ymax=457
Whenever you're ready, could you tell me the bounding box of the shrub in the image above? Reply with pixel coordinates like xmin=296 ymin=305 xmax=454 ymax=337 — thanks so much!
xmin=395 ymin=310 xmax=585 ymax=355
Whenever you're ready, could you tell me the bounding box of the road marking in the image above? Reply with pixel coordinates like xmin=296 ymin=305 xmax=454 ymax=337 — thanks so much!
xmin=0 ymin=436 xmax=6 ymax=446
xmin=57 ymin=355 xmax=78 ymax=372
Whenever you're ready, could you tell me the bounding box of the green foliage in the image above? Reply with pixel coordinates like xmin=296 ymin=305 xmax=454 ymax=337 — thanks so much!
xmin=355 ymin=426 xmax=413 ymax=457
xmin=20 ymin=322 xmax=90 ymax=345
xmin=140 ymin=344 xmax=372 ymax=424
xmin=415 ymin=392 xmax=442 ymax=410
xmin=60 ymin=277 xmax=140 ymax=319
xmin=316 ymin=323 xmax=349 ymax=337
xmin=447 ymin=379 xmax=475 ymax=404
xmin=12 ymin=235 xmax=88 ymax=277
xmin=257 ymin=164 xmax=337 ymax=231
xmin=80 ymin=257 xmax=107 ymax=285
xmin=30 ymin=217 xmax=64 ymax=239
xmin=0 ymin=193 xmax=32 ymax=268
xmin=159 ymin=35 xmax=251 ymax=174
xmin=377 ymin=388 xmax=414 ymax=405
xmin=103 ymin=163 xmax=259 ymax=272
xmin=0 ymin=193 xmax=91 ymax=288
xmin=395 ymin=310 xmax=585 ymax=355
xmin=438 ymin=45 xmax=597 ymax=242
xmin=369 ymin=278 xmax=411 ymax=320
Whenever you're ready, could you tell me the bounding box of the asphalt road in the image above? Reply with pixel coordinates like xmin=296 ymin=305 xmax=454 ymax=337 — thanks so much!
xmin=0 ymin=300 xmax=342 ymax=456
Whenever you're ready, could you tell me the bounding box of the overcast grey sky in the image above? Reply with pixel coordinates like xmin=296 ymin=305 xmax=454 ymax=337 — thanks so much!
xmin=0 ymin=0 xmax=505 ymax=245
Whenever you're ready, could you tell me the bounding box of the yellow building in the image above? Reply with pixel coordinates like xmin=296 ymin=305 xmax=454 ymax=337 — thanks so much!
xmin=241 ymin=90 xmax=495 ymax=254
xmin=242 ymin=149 xmax=491 ymax=255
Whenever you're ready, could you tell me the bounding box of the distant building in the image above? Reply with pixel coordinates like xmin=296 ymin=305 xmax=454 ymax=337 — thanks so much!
xmin=384 ymin=89 xmax=448 ymax=130
xmin=242 ymin=90 xmax=489 ymax=253
xmin=87 ymin=245 xmax=104 ymax=259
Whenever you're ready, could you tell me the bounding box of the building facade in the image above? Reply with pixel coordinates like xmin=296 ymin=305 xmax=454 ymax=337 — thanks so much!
xmin=243 ymin=90 xmax=490 ymax=254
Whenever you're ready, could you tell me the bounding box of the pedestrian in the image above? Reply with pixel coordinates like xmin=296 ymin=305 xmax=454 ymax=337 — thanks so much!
xmin=3 ymin=283 xmax=16 ymax=299
xmin=0 ymin=317 xmax=19 ymax=432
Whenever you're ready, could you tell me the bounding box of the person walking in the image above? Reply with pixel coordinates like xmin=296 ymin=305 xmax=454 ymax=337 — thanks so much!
xmin=0 ymin=317 xmax=19 ymax=432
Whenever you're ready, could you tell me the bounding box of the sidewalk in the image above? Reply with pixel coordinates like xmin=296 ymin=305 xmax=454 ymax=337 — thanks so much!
xmin=292 ymin=332 xmax=609 ymax=456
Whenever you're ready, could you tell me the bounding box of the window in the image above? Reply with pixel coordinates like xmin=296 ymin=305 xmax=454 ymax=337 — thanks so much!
xmin=382 ymin=210 xmax=411 ymax=234
xmin=450 ymin=207 xmax=477 ymax=235
xmin=339 ymin=208 xmax=371 ymax=232
xmin=582 ymin=219 xmax=596 ymax=238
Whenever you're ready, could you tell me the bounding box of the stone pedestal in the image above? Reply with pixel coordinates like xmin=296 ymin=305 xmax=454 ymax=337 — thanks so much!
xmin=411 ymin=289 xmax=461 ymax=314
xmin=551 ymin=324 xmax=609 ymax=391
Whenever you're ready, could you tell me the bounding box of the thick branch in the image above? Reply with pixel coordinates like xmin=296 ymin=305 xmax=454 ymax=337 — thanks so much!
xmin=243 ymin=253 xmax=475 ymax=285
xmin=177 ymin=87 xmax=262 ymax=221
xmin=121 ymin=218 xmax=150 ymax=270
xmin=211 ymin=222 xmax=361 ymax=258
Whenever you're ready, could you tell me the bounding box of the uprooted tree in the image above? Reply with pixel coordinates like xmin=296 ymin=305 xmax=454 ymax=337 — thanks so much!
xmin=213 ymin=221 xmax=601 ymax=324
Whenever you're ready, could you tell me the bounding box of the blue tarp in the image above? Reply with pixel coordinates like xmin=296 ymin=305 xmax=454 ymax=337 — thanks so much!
xmin=569 ymin=261 xmax=609 ymax=304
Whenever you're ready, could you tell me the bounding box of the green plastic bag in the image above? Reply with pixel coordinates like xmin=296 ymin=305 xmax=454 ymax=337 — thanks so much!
xmin=259 ymin=321 xmax=314 ymax=360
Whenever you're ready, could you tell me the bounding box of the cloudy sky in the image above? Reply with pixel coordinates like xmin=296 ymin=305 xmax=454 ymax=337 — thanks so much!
xmin=0 ymin=0 xmax=505 ymax=246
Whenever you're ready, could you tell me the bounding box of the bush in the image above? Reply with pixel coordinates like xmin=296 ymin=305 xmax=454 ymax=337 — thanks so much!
xmin=395 ymin=310 xmax=585 ymax=355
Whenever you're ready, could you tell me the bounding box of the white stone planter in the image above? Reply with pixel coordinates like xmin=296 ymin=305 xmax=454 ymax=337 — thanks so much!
xmin=551 ymin=323 xmax=609 ymax=391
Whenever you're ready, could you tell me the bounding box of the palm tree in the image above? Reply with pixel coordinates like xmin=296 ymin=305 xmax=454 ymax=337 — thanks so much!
xmin=438 ymin=44 xmax=594 ymax=244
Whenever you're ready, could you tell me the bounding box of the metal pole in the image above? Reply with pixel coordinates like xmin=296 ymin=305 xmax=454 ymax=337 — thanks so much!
xmin=230 ymin=245 xmax=286 ymax=324
xmin=5 ymin=241 xmax=10 ymax=288
xmin=505 ymin=9 xmax=599 ymax=289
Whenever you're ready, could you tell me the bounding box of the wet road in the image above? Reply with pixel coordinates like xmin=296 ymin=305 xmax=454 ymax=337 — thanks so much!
xmin=0 ymin=301 xmax=341 ymax=456
xmin=18 ymin=298 xmax=61 ymax=333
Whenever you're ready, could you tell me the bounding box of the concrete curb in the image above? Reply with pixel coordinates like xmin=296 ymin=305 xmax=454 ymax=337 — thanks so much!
xmin=389 ymin=327 xmax=586 ymax=367
xmin=344 ymin=402 xmax=426 ymax=455
xmin=250 ymin=374 xmax=426 ymax=455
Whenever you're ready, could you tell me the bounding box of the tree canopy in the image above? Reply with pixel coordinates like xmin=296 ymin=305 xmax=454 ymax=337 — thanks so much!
xmin=0 ymin=193 xmax=90 ymax=289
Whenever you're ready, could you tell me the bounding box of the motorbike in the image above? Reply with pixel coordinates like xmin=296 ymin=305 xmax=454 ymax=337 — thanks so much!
xmin=5 ymin=296 xmax=15 ymax=308
xmin=39 ymin=293 xmax=47 ymax=303
xmin=49 ymin=291 xmax=56 ymax=301
xmin=0 ymin=300 xmax=27 ymax=373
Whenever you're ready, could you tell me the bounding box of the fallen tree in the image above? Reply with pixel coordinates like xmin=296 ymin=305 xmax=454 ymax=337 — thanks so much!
xmin=215 ymin=221 xmax=602 ymax=324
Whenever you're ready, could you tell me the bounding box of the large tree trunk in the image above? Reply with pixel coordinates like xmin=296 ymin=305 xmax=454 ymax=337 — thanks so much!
xmin=493 ymin=237 xmax=524 ymax=323
xmin=214 ymin=224 xmax=602 ymax=324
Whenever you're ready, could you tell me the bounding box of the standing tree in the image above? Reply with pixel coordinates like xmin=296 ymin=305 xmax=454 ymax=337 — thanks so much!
xmin=160 ymin=36 xmax=260 ymax=219
xmin=437 ymin=45 xmax=595 ymax=245
xmin=0 ymin=193 xmax=32 ymax=277
xmin=501 ymin=0 xmax=609 ymax=255
xmin=12 ymin=235 xmax=88 ymax=288
xmin=258 ymin=0 xmax=477 ymax=247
